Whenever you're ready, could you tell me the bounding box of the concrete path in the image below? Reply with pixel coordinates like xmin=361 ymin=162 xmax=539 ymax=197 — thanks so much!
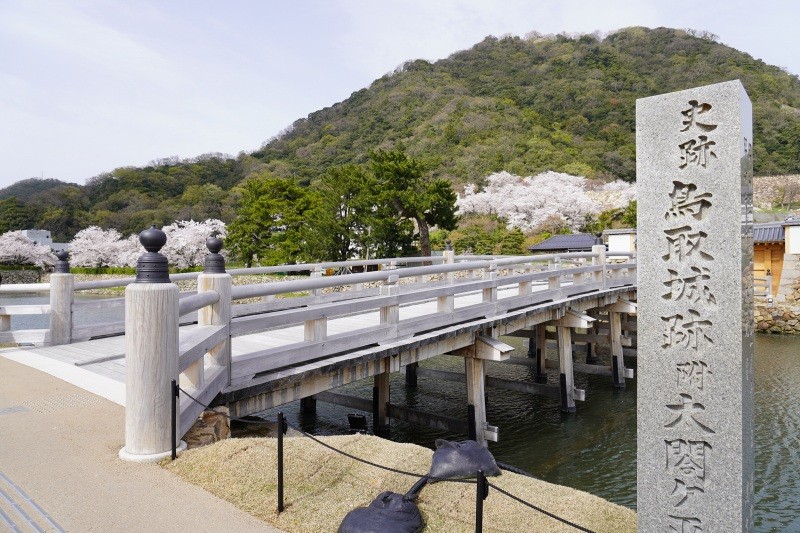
xmin=0 ymin=354 xmax=282 ymax=532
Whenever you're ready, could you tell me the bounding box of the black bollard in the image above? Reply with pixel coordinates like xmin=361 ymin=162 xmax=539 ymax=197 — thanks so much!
xmin=171 ymin=380 xmax=178 ymax=460
xmin=277 ymin=411 xmax=285 ymax=513
xmin=475 ymin=469 xmax=488 ymax=533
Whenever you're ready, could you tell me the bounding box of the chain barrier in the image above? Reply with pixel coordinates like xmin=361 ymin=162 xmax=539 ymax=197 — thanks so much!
xmin=175 ymin=383 xmax=596 ymax=532
xmin=487 ymin=481 xmax=595 ymax=533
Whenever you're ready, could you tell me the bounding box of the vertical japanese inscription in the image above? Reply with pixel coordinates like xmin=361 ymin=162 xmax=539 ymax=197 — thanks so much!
xmin=638 ymin=80 xmax=754 ymax=532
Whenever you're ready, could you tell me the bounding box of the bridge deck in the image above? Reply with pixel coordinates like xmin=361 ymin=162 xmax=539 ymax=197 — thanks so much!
xmin=0 ymin=284 xmax=539 ymax=406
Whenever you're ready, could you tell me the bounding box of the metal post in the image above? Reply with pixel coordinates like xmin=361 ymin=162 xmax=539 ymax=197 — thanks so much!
xmin=171 ymin=380 xmax=178 ymax=461
xmin=372 ymin=386 xmax=379 ymax=435
xmin=475 ymin=469 xmax=487 ymax=533
xmin=277 ymin=411 xmax=284 ymax=513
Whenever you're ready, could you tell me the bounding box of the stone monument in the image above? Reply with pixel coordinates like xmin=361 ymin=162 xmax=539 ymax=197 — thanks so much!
xmin=636 ymin=80 xmax=755 ymax=531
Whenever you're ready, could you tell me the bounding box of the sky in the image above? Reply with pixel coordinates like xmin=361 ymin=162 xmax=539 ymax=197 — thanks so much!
xmin=1 ymin=0 xmax=798 ymax=190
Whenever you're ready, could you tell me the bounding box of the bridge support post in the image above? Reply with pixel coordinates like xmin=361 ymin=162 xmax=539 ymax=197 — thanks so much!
xmin=535 ymin=324 xmax=547 ymax=383
xmin=606 ymin=299 xmax=636 ymax=389
xmin=405 ymin=362 xmax=418 ymax=387
xmin=465 ymin=357 xmax=486 ymax=446
xmin=300 ymin=397 xmax=316 ymax=414
xmin=373 ymin=363 xmax=390 ymax=436
xmin=120 ymin=227 xmax=185 ymax=462
xmin=556 ymin=326 xmax=576 ymax=413
xmin=553 ymin=311 xmax=595 ymax=413
xmin=586 ymin=311 xmax=599 ymax=365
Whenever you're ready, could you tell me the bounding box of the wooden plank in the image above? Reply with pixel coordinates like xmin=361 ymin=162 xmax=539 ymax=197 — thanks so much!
xmin=387 ymin=404 xmax=469 ymax=434
xmin=231 ymin=324 xmax=396 ymax=379
xmin=179 ymin=365 xmax=227 ymax=437
xmin=229 ymin=294 xmax=395 ymax=335
xmin=71 ymin=322 xmax=125 ymax=341
xmin=553 ymin=310 xmax=595 ymax=329
xmin=415 ymin=367 xmax=562 ymax=400
xmin=450 ymin=335 xmax=513 ymax=362
xmin=0 ymin=329 xmax=48 ymax=344
xmin=312 ymin=391 xmax=372 ymax=412
xmin=542 ymin=331 xmax=631 ymax=346
xmin=606 ymin=298 xmax=637 ymax=314
xmin=71 ymin=298 xmax=125 ymax=311
xmin=178 ymin=325 xmax=229 ymax=373
xmin=0 ymin=305 xmax=51 ymax=315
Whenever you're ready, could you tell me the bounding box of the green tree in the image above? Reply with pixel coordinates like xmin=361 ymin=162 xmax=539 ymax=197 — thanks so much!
xmin=304 ymin=165 xmax=375 ymax=262
xmin=226 ymin=175 xmax=311 ymax=266
xmin=369 ymin=150 xmax=458 ymax=257
xmin=0 ymin=197 xmax=37 ymax=233
xmin=499 ymin=228 xmax=526 ymax=255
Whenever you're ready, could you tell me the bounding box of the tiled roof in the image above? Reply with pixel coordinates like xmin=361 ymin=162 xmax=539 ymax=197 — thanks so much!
xmin=528 ymin=233 xmax=598 ymax=252
xmin=753 ymin=223 xmax=784 ymax=243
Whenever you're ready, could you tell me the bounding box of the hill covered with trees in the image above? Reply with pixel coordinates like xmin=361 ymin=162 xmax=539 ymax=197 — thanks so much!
xmin=2 ymin=26 xmax=799 ymax=245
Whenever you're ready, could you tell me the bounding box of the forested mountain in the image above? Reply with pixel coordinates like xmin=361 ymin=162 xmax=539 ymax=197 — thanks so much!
xmin=254 ymin=27 xmax=800 ymax=183
xmin=2 ymin=26 xmax=799 ymax=241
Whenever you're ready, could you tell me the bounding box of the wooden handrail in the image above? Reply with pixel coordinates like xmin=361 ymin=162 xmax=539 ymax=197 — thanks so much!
xmin=178 ymin=290 xmax=220 ymax=317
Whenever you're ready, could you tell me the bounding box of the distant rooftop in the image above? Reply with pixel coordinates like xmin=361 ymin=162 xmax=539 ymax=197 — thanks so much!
xmin=753 ymin=222 xmax=784 ymax=243
xmin=528 ymin=233 xmax=599 ymax=253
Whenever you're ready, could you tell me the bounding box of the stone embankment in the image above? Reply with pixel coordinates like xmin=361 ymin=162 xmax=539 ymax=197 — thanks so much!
xmin=758 ymin=253 xmax=800 ymax=334
xmin=0 ymin=269 xmax=42 ymax=284
xmin=755 ymin=303 xmax=800 ymax=334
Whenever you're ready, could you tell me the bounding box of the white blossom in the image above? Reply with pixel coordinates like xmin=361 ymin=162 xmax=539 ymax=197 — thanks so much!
xmin=457 ymin=171 xmax=636 ymax=232
xmin=0 ymin=231 xmax=56 ymax=268
xmin=114 ymin=234 xmax=144 ymax=268
xmin=161 ymin=219 xmax=227 ymax=269
xmin=69 ymin=227 xmax=123 ymax=268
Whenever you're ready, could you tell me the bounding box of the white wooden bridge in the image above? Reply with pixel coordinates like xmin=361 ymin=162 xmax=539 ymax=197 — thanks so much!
xmin=0 ymin=239 xmax=637 ymax=461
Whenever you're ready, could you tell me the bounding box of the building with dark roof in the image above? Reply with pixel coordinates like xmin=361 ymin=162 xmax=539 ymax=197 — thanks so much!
xmin=527 ymin=233 xmax=600 ymax=254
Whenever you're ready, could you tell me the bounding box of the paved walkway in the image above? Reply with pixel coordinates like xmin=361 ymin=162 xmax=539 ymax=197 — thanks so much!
xmin=0 ymin=354 xmax=282 ymax=532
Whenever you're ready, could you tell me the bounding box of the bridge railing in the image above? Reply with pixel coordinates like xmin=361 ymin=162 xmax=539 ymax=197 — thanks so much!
xmin=0 ymin=256 xmax=453 ymax=346
xmin=224 ymin=246 xmax=637 ymax=386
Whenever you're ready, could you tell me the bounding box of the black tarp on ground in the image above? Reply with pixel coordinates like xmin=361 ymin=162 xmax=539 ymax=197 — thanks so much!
xmin=337 ymin=491 xmax=424 ymax=533
xmin=428 ymin=439 xmax=501 ymax=481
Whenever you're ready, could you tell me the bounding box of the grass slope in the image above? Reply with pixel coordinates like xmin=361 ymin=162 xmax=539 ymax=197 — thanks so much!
xmin=163 ymin=434 xmax=636 ymax=532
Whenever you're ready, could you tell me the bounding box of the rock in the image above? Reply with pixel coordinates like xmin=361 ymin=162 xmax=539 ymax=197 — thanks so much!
xmin=184 ymin=407 xmax=231 ymax=449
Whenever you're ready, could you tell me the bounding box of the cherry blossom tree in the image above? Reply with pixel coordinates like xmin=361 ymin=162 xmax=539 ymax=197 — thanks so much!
xmin=161 ymin=219 xmax=227 ymax=269
xmin=114 ymin=234 xmax=144 ymax=268
xmin=456 ymin=171 xmax=636 ymax=232
xmin=0 ymin=231 xmax=56 ymax=267
xmin=69 ymin=227 xmax=124 ymax=268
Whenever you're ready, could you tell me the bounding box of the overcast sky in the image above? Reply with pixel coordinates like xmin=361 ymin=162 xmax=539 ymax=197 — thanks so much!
xmin=1 ymin=0 xmax=797 ymax=190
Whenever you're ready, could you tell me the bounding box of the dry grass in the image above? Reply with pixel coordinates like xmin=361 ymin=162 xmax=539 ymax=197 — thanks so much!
xmin=163 ymin=435 xmax=636 ymax=532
